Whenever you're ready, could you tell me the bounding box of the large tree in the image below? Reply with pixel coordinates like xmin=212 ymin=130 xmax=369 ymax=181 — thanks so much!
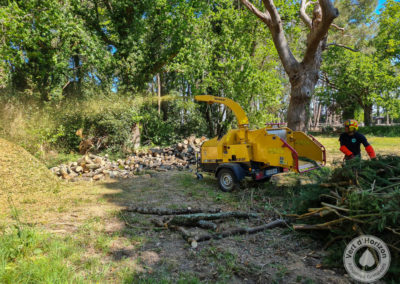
xmin=240 ymin=0 xmax=339 ymax=130
xmin=0 ymin=0 xmax=110 ymax=100
xmin=321 ymin=47 xmax=398 ymax=125
xmin=72 ymin=0 xmax=202 ymax=92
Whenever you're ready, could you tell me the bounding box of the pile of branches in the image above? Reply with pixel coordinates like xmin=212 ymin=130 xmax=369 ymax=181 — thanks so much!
xmin=290 ymin=156 xmax=400 ymax=273
xmin=123 ymin=206 xmax=287 ymax=248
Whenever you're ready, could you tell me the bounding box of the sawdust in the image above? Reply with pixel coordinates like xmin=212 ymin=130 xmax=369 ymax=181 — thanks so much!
xmin=0 ymin=137 xmax=60 ymax=193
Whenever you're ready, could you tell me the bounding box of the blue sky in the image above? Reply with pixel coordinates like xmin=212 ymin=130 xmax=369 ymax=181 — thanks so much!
xmin=376 ymin=0 xmax=386 ymax=13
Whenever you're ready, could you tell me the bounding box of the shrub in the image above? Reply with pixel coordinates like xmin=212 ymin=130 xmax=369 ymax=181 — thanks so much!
xmin=358 ymin=125 xmax=400 ymax=137
xmin=0 ymin=91 xmax=210 ymax=158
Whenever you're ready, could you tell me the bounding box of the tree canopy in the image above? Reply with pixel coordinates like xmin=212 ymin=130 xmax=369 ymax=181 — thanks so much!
xmin=0 ymin=0 xmax=399 ymax=131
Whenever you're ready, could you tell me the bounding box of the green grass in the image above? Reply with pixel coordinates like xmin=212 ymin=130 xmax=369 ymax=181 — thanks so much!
xmin=313 ymin=136 xmax=400 ymax=163
xmin=177 ymin=172 xmax=237 ymax=205
xmin=0 ymin=226 xmax=83 ymax=283
xmin=43 ymin=152 xmax=82 ymax=168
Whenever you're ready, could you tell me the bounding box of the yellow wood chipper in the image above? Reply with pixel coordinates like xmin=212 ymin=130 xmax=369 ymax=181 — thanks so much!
xmin=194 ymin=95 xmax=326 ymax=191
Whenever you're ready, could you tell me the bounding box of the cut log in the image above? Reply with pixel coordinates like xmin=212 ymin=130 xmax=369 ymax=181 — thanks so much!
xmin=176 ymin=143 xmax=184 ymax=151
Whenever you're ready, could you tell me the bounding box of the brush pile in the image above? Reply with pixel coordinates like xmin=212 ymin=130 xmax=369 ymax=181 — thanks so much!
xmin=50 ymin=136 xmax=207 ymax=181
xmin=291 ymin=156 xmax=400 ymax=276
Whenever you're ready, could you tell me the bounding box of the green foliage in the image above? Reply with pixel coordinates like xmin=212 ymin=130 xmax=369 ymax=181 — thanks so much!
xmin=358 ymin=125 xmax=400 ymax=137
xmin=376 ymin=0 xmax=400 ymax=62
xmin=291 ymin=167 xmax=332 ymax=213
xmin=71 ymin=0 xmax=203 ymax=91
xmin=139 ymin=107 xmax=178 ymax=146
xmin=167 ymin=0 xmax=286 ymax=136
xmin=291 ymin=156 xmax=400 ymax=282
xmin=319 ymin=46 xmax=399 ymax=123
xmin=0 ymin=226 xmax=82 ymax=283
xmin=59 ymin=104 xmax=139 ymax=153
xmin=0 ymin=0 xmax=111 ymax=99
xmin=0 ymin=92 xmax=144 ymax=156
xmin=139 ymin=95 xmax=208 ymax=146
xmin=317 ymin=0 xmax=400 ymax=124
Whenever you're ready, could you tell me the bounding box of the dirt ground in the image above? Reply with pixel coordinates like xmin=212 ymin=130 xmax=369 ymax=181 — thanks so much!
xmin=20 ymin=170 xmax=353 ymax=283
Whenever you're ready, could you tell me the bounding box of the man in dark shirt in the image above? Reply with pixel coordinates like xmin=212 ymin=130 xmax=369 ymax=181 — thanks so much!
xmin=339 ymin=119 xmax=376 ymax=160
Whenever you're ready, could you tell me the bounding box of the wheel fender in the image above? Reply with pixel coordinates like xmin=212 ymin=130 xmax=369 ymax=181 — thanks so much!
xmin=215 ymin=163 xmax=246 ymax=181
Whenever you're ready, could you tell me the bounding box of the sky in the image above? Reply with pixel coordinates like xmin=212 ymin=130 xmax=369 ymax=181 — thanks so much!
xmin=376 ymin=0 xmax=386 ymax=13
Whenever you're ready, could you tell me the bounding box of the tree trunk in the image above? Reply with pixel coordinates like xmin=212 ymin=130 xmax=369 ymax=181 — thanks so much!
xmin=205 ymin=105 xmax=215 ymax=138
xmin=160 ymin=73 xmax=169 ymax=121
xmin=240 ymin=0 xmax=338 ymax=132
xmin=364 ymin=104 xmax=373 ymax=126
xmin=157 ymin=73 xmax=161 ymax=115
xmin=287 ymin=63 xmax=320 ymax=131
xmin=315 ymin=103 xmax=322 ymax=128
xmin=130 ymin=122 xmax=141 ymax=149
xmin=73 ymin=54 xmax=82 ymax=90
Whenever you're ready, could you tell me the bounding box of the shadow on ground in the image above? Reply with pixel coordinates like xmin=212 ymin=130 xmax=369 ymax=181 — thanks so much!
xmin=96 ymin=171 xmax=351 ymax=283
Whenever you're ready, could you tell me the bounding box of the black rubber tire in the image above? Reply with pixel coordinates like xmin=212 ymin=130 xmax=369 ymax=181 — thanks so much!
xmin=217 ymin=168 xmax=238 ymax=192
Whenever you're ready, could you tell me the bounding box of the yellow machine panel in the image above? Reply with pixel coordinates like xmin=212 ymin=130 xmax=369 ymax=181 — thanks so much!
xmin=222 ymin=144 xmax=252 ymax=163
xmin=247 ymin=128 xmax=296 ymax=170
xmin=290 ymin=131 xmax=325 ymax=163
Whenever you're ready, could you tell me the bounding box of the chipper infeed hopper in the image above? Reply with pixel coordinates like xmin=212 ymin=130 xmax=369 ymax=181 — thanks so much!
xmin=195 ymin=95 xmax=326 ymax=191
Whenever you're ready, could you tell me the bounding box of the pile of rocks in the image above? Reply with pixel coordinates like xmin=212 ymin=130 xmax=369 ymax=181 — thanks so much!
xmin=50 ymin=136 xmax=207 ymax=181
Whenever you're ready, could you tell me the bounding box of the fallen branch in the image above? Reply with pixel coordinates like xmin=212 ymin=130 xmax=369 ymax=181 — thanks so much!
xmin=152 ymin=217 xmax=287 ymax=246
xmin=194 ymin=219 xmax=288 ymax=243
xmin=320 ymin=202 xmax=350 ymax=212
xmin=124 ymin=206 xmax=221 ymax=215
xmin=121 ymin=213 xmax=161 ymax=230
xmin=293 ymin=224 xmax=331 ymax=230
xmin=197 ymin=220 xmax=217 ymax=230
xmin=373 ymin=182 xmax=400 ymax=193
xmin=165 ymin=212 xmax=259 ymax=226
xmin=298 ymin=207 xmax=332 ymax=219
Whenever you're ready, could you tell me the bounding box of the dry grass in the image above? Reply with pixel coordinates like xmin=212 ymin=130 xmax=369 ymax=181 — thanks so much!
xmin=0 ymin=138 xmax=59 ymax=192
xmin=0 ymin=137 xmax=121 ymax=226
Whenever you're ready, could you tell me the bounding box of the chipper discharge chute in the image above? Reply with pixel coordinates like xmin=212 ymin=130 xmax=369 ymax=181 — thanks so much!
xmin=195 ymin=95 xmax=326 ymax=192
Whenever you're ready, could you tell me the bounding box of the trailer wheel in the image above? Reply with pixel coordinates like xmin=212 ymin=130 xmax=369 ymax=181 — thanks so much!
xmin=217 ymin=168 xmax=238 ymax=192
